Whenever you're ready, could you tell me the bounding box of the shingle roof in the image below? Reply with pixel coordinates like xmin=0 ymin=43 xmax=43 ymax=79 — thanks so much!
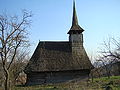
xmin=67 ymin=0 xmax=84 ymax=34
xmin=25 ymin=41 xmax=93 ymax=73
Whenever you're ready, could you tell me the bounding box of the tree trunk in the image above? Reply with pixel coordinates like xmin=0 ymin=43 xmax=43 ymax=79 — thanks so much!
xmin=3 ymin=67 xmax=10 ymax=90
xmin=105 ymin=66 xmax=111 ymax=79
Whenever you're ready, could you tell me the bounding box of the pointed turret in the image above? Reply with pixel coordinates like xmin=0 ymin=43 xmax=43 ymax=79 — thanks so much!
xmin=68 ymin=0 xmax=84 ymax=34
xmin=72 ymin=0 xmax=78 ymax=26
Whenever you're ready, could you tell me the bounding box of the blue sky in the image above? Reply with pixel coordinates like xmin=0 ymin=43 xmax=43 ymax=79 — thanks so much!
xmin=0 ymin=0 xmax=120 ymax=57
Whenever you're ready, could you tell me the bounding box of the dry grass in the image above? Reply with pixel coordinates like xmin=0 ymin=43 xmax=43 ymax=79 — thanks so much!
xmin=0 ymin=76 xmax=120 ymax=90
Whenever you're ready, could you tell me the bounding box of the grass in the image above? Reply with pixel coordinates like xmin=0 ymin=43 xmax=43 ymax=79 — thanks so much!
xmin=89 ymin=76 xmax=120 ymax=90
xmin=0 ymin=76 xmax=120 ymax=90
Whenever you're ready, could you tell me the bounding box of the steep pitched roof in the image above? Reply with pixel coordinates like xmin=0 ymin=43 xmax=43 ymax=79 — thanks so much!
xmin=25 ymin=41 xmax=93 ymax=73
xmin=68 ymin=0 xmax=84 ymax=34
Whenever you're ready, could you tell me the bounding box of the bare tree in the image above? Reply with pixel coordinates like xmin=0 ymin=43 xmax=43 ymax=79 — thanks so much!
xmin=100 ymin=37 xmax=120 ymax=63
xmin=0 ymin=10 xmax=32 ymax=90
xmin=97 ymin=58 xmax=111 ymax=79
xmin=95 ymin=37 xmax=120 ymax=79
xmin=90 ymin=61 xmax=101 ymax=82
xmin=9 ymin=49 xmax=30 ymax=85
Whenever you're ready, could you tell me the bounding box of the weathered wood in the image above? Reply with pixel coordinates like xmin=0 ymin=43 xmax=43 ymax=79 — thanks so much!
xmin=24 ymin=1 xmax=93 ymax=85
xmin=25 ymin=70 xmax=90 ymax=85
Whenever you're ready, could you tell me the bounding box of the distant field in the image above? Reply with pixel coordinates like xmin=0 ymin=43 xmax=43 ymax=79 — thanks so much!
xmin=0 ymin=76 xmax=120 ymax=90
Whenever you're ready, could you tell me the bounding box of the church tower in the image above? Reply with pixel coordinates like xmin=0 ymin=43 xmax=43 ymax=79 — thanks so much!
xmin=68 ymin=0 xmax=85 ymax=54
xmin=68 ymin=0 xmax=84 ymax=42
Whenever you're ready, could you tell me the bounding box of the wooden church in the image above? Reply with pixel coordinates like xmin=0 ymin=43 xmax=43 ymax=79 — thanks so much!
xmin=24 ymin=1 xmax=94 ymax=85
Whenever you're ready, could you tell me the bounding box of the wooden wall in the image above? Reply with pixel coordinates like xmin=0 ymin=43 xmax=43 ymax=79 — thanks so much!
xmin=25 ymin=70 xmax=90 ymax=85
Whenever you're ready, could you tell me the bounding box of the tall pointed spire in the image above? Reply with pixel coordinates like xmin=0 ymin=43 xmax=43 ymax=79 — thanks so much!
xmin=68 ymin=0 xmax=84 ymax=34
xmin=72 ymin=0 xmax=78 ymax=26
